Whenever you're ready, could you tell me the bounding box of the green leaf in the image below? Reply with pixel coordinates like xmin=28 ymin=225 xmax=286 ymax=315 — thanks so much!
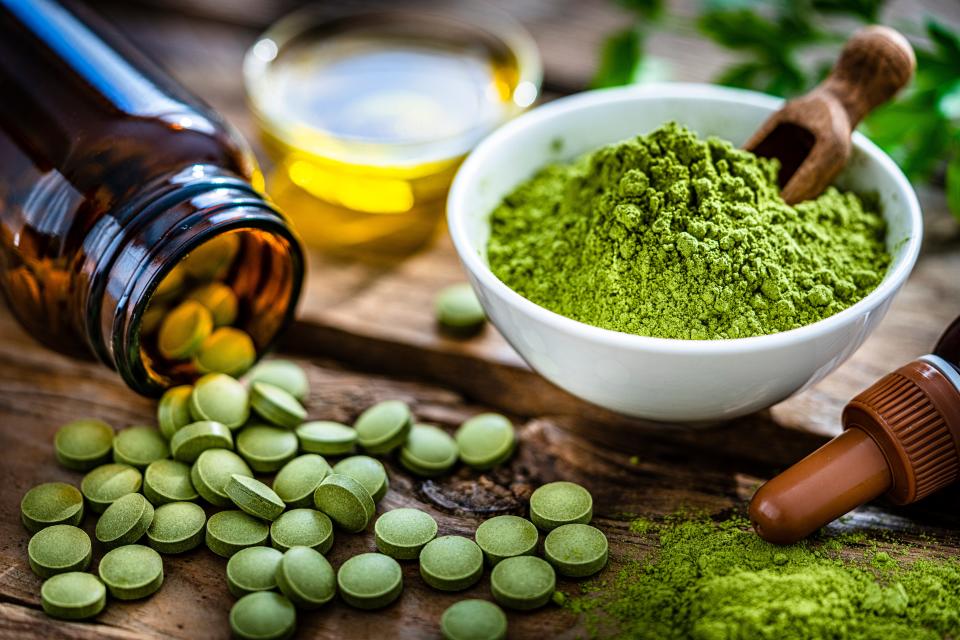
xmin=863 ymin=95 xmax=950 ymax=181
xmin=948 ymin=153 xmax=960 ymax=222
xmin=765 ymin=61 xmax=808 ymax=96
xmin=700 ymin=0 xmax=753 ymax=9
xmin=913 ymin=55 xmax=958 ymax=92
xmin=616 ymin=0 xmax=665 ymax=19
xmin=666 ymin=0 xmax=960 ymax=202
xmin=927 ymin=19 xmax=960 ymax=67
xmin=632 ymin=56 xmax=671 ymax=84
xmin=861 ymin=18 xmax=960 ymax=182
xmin=811 ymin=0 xmax=886 ymax=22
xmin=715 ymin=61 xmax=766 ymax=90
xmin=697 ymin=2 xmax=825 ymax=97
xmin=592 ymin=27 xmax=644 ymax=89
xmin=938 ymin=79 xmax=960 ymax=122
xmin=904 ymin=119 xmax=952 ymax=180
xmin=698 ymin=10 xmax=783 ymax=50
xmin=698 ymin=4 xmax=822 ymax=51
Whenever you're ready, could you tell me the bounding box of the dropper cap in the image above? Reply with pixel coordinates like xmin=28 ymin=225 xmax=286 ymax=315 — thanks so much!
xmin=750 ymin=357 xmax=960 ymax=544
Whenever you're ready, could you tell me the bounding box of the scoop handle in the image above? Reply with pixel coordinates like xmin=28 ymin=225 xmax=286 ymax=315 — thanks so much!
xmin=823 ymin=25 xmax=915 ymax=128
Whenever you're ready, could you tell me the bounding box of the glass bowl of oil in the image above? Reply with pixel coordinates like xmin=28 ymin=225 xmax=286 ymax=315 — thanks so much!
xmin=243 ymin=7 xmax=541 ymax=256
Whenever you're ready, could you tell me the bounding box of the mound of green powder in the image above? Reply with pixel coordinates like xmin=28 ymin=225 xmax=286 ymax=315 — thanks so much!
xmin=566 ymin=517 xmax=960 ymax=640
xmin=488 ymin=123 xmax=891 ymax=339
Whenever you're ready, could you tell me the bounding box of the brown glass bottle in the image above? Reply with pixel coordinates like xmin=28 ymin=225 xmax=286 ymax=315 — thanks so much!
xmin=0 ymin=0 xmax=304 ymax=394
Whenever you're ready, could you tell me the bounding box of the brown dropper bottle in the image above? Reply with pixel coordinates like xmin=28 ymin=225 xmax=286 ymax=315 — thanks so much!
xmin=750 ymin=315 xmax=960 ymax=544
xmin=0 ymin=0 xmax=304 ymax=394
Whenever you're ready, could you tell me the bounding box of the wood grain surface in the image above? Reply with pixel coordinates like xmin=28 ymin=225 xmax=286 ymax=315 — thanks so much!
xmin=2 ymin=1 xmax=960 ymax=638
xmin=4 ymin=298 xmax=960 ymax=640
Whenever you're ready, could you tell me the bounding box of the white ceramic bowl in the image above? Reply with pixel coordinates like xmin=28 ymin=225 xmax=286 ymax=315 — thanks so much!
xmin=447 ymin=83 xmax=922 ymax=422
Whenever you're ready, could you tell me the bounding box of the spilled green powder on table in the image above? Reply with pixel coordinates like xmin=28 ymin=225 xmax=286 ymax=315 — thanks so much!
xmin=488 ymin=123 xmax=890 ymax=339
xmin=565 ymin=517 xmax=960 ymax=640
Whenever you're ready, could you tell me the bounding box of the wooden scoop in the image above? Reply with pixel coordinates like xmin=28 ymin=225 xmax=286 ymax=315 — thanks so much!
xmin=744 ymin=26 xmax=915 ymax=204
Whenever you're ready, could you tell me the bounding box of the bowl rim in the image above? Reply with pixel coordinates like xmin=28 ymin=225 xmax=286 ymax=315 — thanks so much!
xmin=447 ymin=82 xmax=923 ymax=355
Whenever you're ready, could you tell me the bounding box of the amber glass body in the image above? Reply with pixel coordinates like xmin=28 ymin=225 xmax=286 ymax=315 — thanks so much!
xmin=0 ymin=0 xmax=303 ymax=394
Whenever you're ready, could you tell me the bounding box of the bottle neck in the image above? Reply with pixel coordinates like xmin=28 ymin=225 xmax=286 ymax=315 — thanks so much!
xmin=83 ymin=164 xmax=304 ymax=395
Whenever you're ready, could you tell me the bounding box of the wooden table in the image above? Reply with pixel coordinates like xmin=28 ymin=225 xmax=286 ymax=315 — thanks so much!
xmin=2 ymin=1 xmax=960 ymax=638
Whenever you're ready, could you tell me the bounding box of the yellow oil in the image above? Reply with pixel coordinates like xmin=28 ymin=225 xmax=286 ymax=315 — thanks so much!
xmin=252 ymin=31 xmax=525 ymax=255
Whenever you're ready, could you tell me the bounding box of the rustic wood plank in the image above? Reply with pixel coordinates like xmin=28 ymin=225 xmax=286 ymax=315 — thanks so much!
xmin=0 ymin=603 xmax=144 ymax=640
xmin=2 ymin=299 xmax=960 ymax=640
xmin=4 ymin=293 xmax=960 ymax=639
xmin=4 ymin=2 xmax=960 ymax=637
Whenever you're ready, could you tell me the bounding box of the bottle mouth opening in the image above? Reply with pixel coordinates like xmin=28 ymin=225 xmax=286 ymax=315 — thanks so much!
xmin=110 ymin=209 xmax=304 ymax=395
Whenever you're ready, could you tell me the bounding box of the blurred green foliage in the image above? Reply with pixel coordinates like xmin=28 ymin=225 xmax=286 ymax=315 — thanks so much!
xmin=593 ymin=0 xmax=665 ymax=87
xmin=593 ymin=0 xmax=960 ymax=220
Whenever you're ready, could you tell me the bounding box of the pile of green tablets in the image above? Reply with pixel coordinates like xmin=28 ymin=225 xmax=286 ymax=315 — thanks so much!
xmin=333 ymin=455 xmax=389 ymax=502
xmin=144 ymin=234 xmax=259 ymax=378
xmin=18 ymin=360 xmax=311 ymax=622
xmin=272 ymin=454 xmax=330 ymax=508
xmin=347 ymin=400 xmax=518 ymax=476
xmin=313 ymin=473 xmax=375 ymax=533
xmin=20 ymin=357 xmax=611 ymax=639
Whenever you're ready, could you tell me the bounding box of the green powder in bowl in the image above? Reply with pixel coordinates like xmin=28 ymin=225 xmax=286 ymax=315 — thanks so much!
xmin=487 ymin=122 xmax=890 ymax=340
